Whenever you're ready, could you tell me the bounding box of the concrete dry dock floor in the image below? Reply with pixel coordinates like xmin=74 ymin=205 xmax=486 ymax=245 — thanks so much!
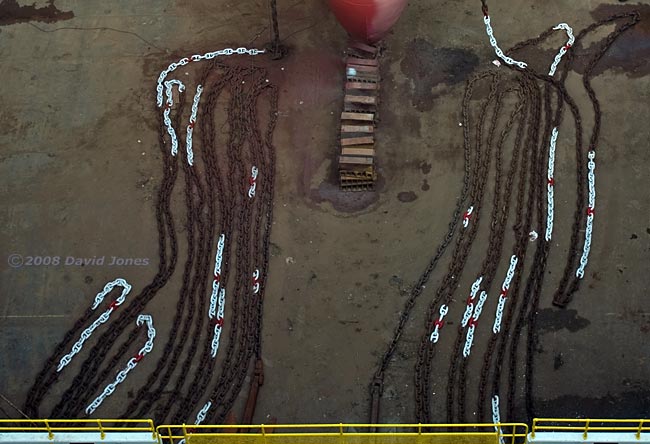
xmin=1 ymin=0 xmax=649 ymax=424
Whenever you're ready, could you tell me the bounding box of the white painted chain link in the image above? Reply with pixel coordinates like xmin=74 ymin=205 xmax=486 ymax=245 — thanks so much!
xmin=503 ymin=255 xmax=518 ymax=289
xmin=548 ymin=24 xmax=575 ymax=76
xmin=546 ymin=127 xmax=559 ymax=241
xmin=208 ymin=235 xmax=227 ymax=358
xmin=461 ymin=276 xmax=483 ymax=327
xmin=463 ymin=290 xmax=488 ymax=357
xmin=248 ymin=166 xmax=259 ymax=199
xmin=576 ymin=151 xmax=596 ymax=278
xmin=195 ymin=400 xmax=212 ymax=425
xmin=85 ymin=314 xmax=156 ymax=415
xmin=463 ymin=325 xmax=475 ymax=358
xmin=473 ymin=291 xmax=488 ymax=320
xmin=209 ymin=234 xmax=226 ymax=319
xmin=493 ymin=255 xmax=518 ymax=334
xmin=429 ymin=304 xmax=449 ymax=343
xmin=493 ymin=296 xmax=507 ymax=334
xmin=156 ymin=47 xmax=266 ymax=107
xmin=136 ymin=314 xmax=156 ymax=354
xmin=163 ymin=80 xmax=185 ymax=156
xmin=462 ymin=205 xmax=474 ymax=228
xmin=186 ymin=84 xmax=203 ymax=166
xmin=178 ymin=400 xmax=213 ymax=444
xmin=483 ymin=15 xmax=528 ymax=69
xmin=58 ymin=279 xmax=132 ymax=372
xmin=91 ymin=278 xmax=131 ymax=309
xmin=492 ymin=395 xmax=505 ymax=444
xmin=217 ymin=288 xmax=226 ymax=322
xmin=211 ymin=288 xmax=226 ymax=358
xmin=252 ymin=268 xmax=260 ymax=294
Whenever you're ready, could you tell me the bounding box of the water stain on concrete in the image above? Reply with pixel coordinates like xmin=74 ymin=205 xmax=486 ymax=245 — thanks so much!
xmin=397 ymin=191 xmax=417 ymax=202
xmin=584 ymin=3 xmax=650 ymax=78
xmin=310 ymin=181 xmax=380 ymax=213
xmin=536 ymin=308 xmax=591 ymax=333
xmin=400 ymin=40 xmax=479 ymax=111
xmin=0 ymin=0 xmax=74 ymax=26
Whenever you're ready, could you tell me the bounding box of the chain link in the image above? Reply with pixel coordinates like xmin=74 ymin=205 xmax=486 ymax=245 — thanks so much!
xmin=85 ymin=314 xmax=156 ymax=415
xmin=57 ymin=279 xmax=132 ymax=372
xmin=576 ymin=150 xmax=596 ymax=278
xmin=186 ymin=84 xmax=203 ymax=166
xmin=548 ymin=24 xmax=575 ymax=76
xmin=483 ymin=15 xmax=527 ymax=69
xmin=156 ymin=47 xmax=266 ymax=107
xmin=545 ymin=127 xmax=558 ymax=241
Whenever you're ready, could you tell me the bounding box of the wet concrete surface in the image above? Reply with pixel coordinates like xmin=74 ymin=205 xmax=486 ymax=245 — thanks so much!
xmin=1 ymin=0 xmax=649 ymax=426
xmin=400 ymin=41 xmax=479 ymax=111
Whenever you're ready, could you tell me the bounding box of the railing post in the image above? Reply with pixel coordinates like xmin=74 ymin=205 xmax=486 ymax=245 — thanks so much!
xmin=150 ymin=421 xmax=157 ymax=441
xmin=531 ymin=419 xmax=536 ymax=439
xmin=583 ymin=419 xmax=590 ymax=440
xmin=98 ymin=419 xmax=105 ymax=440
xmin=637 ymin=419 xmax=644 ymax=440
xmin=418 ymin=423 xmax=422 ymax=444
xmin=45 ymin=419 xmax=54 ymax=441
xmin=182 ymin=424 xmax=188 ymax=443
xmin=261 ymin=424 xmax=267 ymax=444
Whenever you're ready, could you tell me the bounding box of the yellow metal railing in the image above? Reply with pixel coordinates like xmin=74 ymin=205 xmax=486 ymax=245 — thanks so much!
xmin=532 ymin=418 xmax=649 ymax=440
xmin=156 ymin=423 xmax=529 ymax=444
xmin=0 ymin=418 xmax=156 ymax=441
xmin=2 ymin=418 xmax=649 ymax=442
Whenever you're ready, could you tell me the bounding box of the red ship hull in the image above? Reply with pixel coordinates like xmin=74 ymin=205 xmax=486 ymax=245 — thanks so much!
xmin=327 ymin=0 xmax=409 ymax=43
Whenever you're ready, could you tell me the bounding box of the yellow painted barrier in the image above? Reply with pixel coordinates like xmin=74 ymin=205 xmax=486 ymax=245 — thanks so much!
xmin=1 ymin=417 xmax=648 ymax=443
xmin=156 ymin=423 xmax=529 ymax=444
xmin=0 ymin=419 xmax=156 ymax=440
xmin=532 ymin=418 xmax=649 ymax=440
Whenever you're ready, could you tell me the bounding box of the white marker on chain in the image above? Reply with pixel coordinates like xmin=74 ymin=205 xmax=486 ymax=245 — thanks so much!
xmin=186 ymin=84 xmax=203 ymax=166
xmin=546 ymin=127 xmax=559 ymax=241
xmin=576 ymin=151 xmax=596 ymax=278
xmin=156 ymin=48 xmax=266 ymax=108
xmin=429 ymin=304 xmax=449 ymax=343
xmin=248 ymin=166 xmax=259 ymax=198
xmin=85 ymin=314 xmax=156 ymax=415
xmin=163 ymin=80 xmax=185 ymax=156
xmin=178 ymin=399 xmax=213 ymax=444
xmin=208 ymin=234 xmax=226 ymax=319
xmin=211 ymin=288 xmax=226 ymax=358
xmin=461 ymin=276 xmax=483 ymax=328
xmin=58 ymin=279 xmax=132 ymax=372
xmin=482 ymin=13 xmax=527 ymax=69
xmin=548 ymin=24 xmax=575 ymax=76
xmin=463 ymin=206 xmax=474 ymax=228
xmin=492 ymin=395 xmax=505 ymax=444
xmin=252 ymin=268 xmax=260 ymax=294
xmin=463 ymin=290 xmax=488 ymax=357
xmin=492 ymin=255 xmax=518 ymax=334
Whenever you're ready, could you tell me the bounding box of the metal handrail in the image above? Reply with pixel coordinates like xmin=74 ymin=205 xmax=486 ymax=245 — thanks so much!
xmin=0 ymin=419 xmax=156 ymax=441
xmin=156 ymin=422 xmax=529 ymax=444
xmin=532 ymin=418 xmax=649 ymax=440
